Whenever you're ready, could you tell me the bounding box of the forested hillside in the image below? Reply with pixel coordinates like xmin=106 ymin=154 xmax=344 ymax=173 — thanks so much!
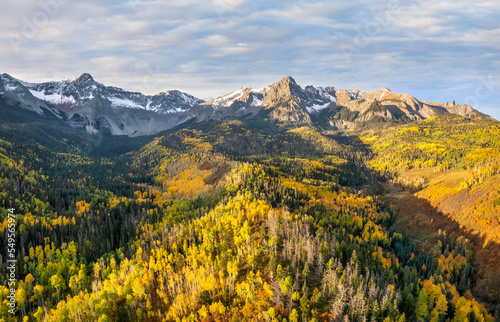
xmin=362 ymin=115 xmax=500 ymax=306
xmin=0 ymin=114 xmax=499 ymax=321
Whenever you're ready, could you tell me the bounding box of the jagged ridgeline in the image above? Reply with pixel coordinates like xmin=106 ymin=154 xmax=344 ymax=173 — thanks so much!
xmin=0 ymin=73 xmax=489 ymax=137
xmin=0 ymin=74 xmax=499 ymax=321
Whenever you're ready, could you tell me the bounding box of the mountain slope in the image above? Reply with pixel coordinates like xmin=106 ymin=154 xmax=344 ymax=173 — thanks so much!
xmin=0 ymin=73 xmax=63 ymax=118
xmin=1 ymin=73 xmax=203 ymax=136
xmin=362 ymin=115 xmax=500 ymax=304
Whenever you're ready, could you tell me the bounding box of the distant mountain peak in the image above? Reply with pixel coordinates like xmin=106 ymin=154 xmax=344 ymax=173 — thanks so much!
xmin=280 ymin=75 xmax=297 ymax=84
xmin=75 ymin=73 xmax=94 ymax=83
xmin=0 ymin=73 xmax=20 ymax=84
xmin=266 ymin=75 xmax=304 ymax=99
xmin=272 ymin=76 xmax=299 ymax=88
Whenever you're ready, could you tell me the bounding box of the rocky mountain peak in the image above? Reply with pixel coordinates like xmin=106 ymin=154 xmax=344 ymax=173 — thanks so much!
xmin=1 ymin=73 xmax=14 ymax=80
xmin=269 ymin=76 xmax=300 ymax=93
xmin=75 ymin=73 xmax=94 ymax=83
xmin=0 ymin=73 xmax=18 ymax=88
xmin=280 ymin=75 xmax=297 ymax=85
xmin=263 ymin=76 xmax=305 ymax=106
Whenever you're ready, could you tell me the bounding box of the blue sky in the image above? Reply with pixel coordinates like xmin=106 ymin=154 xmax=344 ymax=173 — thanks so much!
xmin=1 ymin=0 xmax=499 ymax=119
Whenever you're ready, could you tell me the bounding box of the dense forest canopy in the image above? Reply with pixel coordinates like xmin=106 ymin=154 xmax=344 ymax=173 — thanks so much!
xmin=0 ymin=114 xmax=499 ymax=321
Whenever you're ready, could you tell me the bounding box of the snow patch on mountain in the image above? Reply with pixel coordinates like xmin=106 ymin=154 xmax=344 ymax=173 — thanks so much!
xmin=251 ymin=86 xmax=270 ymax=93
xmin=166 ymin=107 xmax=189 ymax=113
xmin=179 ymin=92 xmax=202 ymax=107
xmin=251 ymin=94 xmax=263 ymax=106
xmin=108 ymin=96 xmax=144 ymax=109
xmin=4 ymin=83 xmax=19 ymax=92
xmin=346 ymin=89 xmax=365 ymax=100
xmin=378 ymin=88 xmax=390 ymax=100
xmin=211 ymin=88 xmax=246 ymax=109
xmin=306 ymin=101 xmax=332 ymax=113
xmin=29 ymin=90 xmax=76 ymax=104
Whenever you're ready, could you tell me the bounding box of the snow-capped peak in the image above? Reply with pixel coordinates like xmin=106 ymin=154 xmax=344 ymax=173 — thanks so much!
xmin=209 ymin=88 xmax=248 ymax=109
xmin=199 ymin=77 xmax=339 ymax=114
xmin=7 ymin=73 xmax=204 ymax=115
xmin=0 ymin=73 xmax=24 ymax=92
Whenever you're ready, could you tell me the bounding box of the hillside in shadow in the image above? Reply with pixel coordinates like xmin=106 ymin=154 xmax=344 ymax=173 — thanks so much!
xmin=382 ymin=182 xmax=500 ymax=307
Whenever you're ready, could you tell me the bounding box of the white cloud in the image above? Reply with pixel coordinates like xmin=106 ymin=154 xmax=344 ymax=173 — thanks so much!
xmin=202 ymin=34 xmax=231 ymax=46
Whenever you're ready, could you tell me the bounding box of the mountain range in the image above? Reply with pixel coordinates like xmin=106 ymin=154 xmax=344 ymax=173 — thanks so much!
xmin=1 ymin=72 xmax=499 ymax=320
xmin=0 ymin=73 xmax=489 ymax=137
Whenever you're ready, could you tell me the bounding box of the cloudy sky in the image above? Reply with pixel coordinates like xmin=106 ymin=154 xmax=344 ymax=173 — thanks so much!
xmin=1 ymin=0 xmax=499 ymax=119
